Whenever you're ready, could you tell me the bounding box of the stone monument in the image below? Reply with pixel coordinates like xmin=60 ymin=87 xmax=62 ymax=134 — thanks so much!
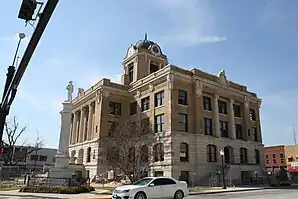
xmin=48 ymin=81 xmax=74 ymax=186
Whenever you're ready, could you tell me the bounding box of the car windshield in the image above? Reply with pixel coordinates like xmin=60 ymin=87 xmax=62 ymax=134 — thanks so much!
xmin=133 ymin=178 xmax=153 ymax=186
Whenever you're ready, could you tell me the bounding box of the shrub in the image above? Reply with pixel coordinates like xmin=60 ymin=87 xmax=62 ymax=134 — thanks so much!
xmin=19 ymin=186 xmax=95 ymax=194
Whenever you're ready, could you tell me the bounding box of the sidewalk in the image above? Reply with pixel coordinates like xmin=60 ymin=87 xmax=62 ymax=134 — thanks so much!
xmin=189 ymin=186 xmax=269 ymax=195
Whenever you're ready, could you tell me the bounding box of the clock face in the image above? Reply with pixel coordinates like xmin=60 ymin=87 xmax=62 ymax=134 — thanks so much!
xmin=151 ymin=45 xmax=160 ymax=55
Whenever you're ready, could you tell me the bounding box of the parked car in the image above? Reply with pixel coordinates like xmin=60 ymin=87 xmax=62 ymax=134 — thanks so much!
xmin=112 ymin=176 xmax=189 ymax=199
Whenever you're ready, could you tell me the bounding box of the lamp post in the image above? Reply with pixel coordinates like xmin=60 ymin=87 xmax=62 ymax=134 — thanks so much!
xmin=254 ymin=171 xmax=259 ymax=185
xmin=0 ymin=33 xmax=26 ymax=144
xmin=220 ymin=149 xmax=227 ymax=189
xmin=0 ymin=0 xmax=59 ymax=145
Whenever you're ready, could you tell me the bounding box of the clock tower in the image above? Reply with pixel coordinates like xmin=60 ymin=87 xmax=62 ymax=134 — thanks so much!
xmin=121 ymin=34 xmax=168 ymax=85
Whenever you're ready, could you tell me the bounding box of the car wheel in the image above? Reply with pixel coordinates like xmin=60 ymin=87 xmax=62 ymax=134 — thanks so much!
xmin=174 ymin=190 xmax=184 ymax=199
xmin=135 ymin=192 xmax=146 ymax=199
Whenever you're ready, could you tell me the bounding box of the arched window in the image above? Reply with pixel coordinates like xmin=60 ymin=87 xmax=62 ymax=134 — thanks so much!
xmin=86 ymin=147 xmax=91 ymax=163
xmin=240 ymin=147 xmax=248 ymax=164
xmin=224 ymin=146 xmax=234 ymax=164
xmin=207 ymin=144 xmax=217 ymax=162
xmin=255 ymin=149 xmax=260 ymax=165
xmin=180 ymin=143 xmax=189 ymax=162
xmin=141 ymin=145 xmax=149 ymax=162
xmin=153 ymin=143 xmax=164 ymax=162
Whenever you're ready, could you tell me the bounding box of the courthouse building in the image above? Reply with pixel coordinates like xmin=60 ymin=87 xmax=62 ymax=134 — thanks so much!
xmin=68 ymin=35 xmax=265 ymax=185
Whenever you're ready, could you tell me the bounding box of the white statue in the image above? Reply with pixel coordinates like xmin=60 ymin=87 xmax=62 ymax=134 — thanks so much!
xmin=66 ymin=81 xmax=74 ymax=101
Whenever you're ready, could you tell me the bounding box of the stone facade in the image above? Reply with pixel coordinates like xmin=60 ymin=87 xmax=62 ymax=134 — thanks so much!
xmin=68 ymin=35 xmax=265 ymax=185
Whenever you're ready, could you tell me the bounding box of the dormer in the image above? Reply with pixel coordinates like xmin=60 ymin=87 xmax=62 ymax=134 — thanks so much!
xmin=121 ymin=34 xmax=168 ymax=85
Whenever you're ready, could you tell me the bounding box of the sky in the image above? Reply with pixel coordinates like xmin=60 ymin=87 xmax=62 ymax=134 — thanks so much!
xmin=0 ymin=0 xmax=297 ymax=148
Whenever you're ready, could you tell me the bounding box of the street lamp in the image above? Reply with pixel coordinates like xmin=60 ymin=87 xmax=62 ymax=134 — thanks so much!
xmin=220 ymin=149 xmax=227 ymax=189
xmin=0 ymin=0 xmax=59 ymax=145
xmin=254 ymin=171 xmax=259 ymax=185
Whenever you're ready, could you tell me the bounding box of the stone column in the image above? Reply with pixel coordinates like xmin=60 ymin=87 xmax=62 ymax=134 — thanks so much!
xmin=55 ymin=101 xmax=73 ymax=168
xmin=69 ymin=114 xmax=73 ymax=145
xmin=83 ymin=109 xmax=88 ymax=141
xmin=75 ymin=115 xmax=80 ymax=143
xmin=229 ymin=99 xmax=236 ymax=139
xmin=87 ymin=103 xmax=93 ymax=140
xmin=72 ymin=112 xmax=77 ymax=144
xmin=79 ymin=109 xmax=84 ymax=143
xmin=243 ymin=96 xmax=250 ymax=141
xmin=213 ymin=94 xmax=220 ymax=137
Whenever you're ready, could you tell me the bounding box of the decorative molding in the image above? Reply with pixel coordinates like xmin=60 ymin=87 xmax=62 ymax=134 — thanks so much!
xmin=96 ymin=89 xmax=102 ymax=104
xmin=77 ymin=88 xmax=85 ymax=97
xmin=149 ymin=84 xmax=154 ymax=92
xmin=136 ymin=90 xmax=141 ymax=98
xmin=257 ymin=100 xmax=262 ymax=108
xmin=214 ymin=93 xmax=219 ymax=100
xmin=217 ymin=70 xmax=229 ymax=86
xmin=196 ymin=80 xmax=203 ymax=96
xmin=167 ymin=73 xmax=174 ymax=90
xmin=244 ymin=95 xmax=250 ymax=108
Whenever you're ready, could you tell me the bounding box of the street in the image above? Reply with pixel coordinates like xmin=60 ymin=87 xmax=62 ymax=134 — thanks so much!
xmin=187 ymin=189 xmax=298 ymax=199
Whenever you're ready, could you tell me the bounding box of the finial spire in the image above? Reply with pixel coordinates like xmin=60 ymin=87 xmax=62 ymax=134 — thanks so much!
xmin=144 ymin=33 xmax=147 ymax=40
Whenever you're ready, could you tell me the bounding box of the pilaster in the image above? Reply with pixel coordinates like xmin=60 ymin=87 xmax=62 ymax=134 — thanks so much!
xmin=243 ymin=96 xmax=250 ymax=141
xmin=213 ymin=94 xmax=220 ymax=137
xmin=229 ymin=98 xmax=236 ymax=139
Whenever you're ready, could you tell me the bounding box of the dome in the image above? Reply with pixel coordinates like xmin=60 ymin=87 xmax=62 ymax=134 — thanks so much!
xmin=135 ymin=33 xmax=156 ymax=49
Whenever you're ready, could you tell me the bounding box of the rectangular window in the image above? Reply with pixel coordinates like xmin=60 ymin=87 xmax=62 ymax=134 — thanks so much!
xmin=30 ymin=155 xmax=38 ymax=161
xmin=178 ymin=113 xmax=188 ymax=132
xmin=220 ymin=121 xmax=229 ymax=138
xmin=109 ymin=102 xmax=122 ymax=116
xmin=233 ymin=104 xmax=241 ymax=117
xmin=207 ymin=145 xmax=217 ymax=162
xmin=235 ymin=124 xmax=243 ymax=139
xmin=155 ymin=91 xmax=164 ymax=107
xmin=141 ymin=97 xmax=150 ymax=112
xmin=273 ymin=153 xmax=276 ymax=164
xmin=178 ymin=90 xmax=187 ymax=105
xmin=203 ymin=96 xmax=212 ymax=111
xmin=250 ymin=109 xmax=256 ymax=121
xmin=252 ymin=127 xmax=258 ymax=141
xmin=130 ymin=101 xmax=137 ymax=115
xmin=39 ymin=155 xmax=47 ymax=161
xmin=204 ymin=118 xmax=213 ymax=136
xmin=128 ymin=63 xmax=134 ymax=83
xmin=218 ymin=100 xmax=227 ymax=114
xmin=155 ymin=114 xmax=164 ymax=133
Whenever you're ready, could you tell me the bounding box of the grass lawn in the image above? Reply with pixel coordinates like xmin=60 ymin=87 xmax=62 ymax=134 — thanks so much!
xmin=0 ymin=184 xmax=22 ymax=191
xmin=0 ymin=187 xmax=19 ymax=191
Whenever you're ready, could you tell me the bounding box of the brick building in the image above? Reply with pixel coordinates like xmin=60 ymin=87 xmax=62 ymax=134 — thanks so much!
xmin=68 ymin=35 xmax=265 ymax=185
xmin=264 ymin=145 xmax=298 ymax=172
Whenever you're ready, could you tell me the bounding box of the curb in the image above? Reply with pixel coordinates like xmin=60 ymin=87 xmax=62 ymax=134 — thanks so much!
xmin=189 ymin=187 xmax=268 ymax=195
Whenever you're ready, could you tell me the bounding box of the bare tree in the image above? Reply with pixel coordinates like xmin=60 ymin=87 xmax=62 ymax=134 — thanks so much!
xmin=99 ymin=119 xmax=161 ymax=183
xmin=1 ymin=117 xmax=44 ymax=166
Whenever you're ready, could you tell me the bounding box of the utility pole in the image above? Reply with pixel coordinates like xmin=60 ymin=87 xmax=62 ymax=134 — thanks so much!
xmin=293 ymin=125 xmax=297 ymax=145
xmin=0 ymin=0 xmax=59 ymax=145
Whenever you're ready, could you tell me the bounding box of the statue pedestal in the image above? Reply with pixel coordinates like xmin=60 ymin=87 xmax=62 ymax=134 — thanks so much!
xmin=49 ymin=168 xmax=73 ymax=186
xmin=49 ymin=101 xmax=73 ymax=186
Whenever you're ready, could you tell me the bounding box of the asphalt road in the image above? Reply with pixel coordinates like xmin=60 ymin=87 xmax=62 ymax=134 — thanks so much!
xmin=187 ymin=189 xmax=298 ymax=199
